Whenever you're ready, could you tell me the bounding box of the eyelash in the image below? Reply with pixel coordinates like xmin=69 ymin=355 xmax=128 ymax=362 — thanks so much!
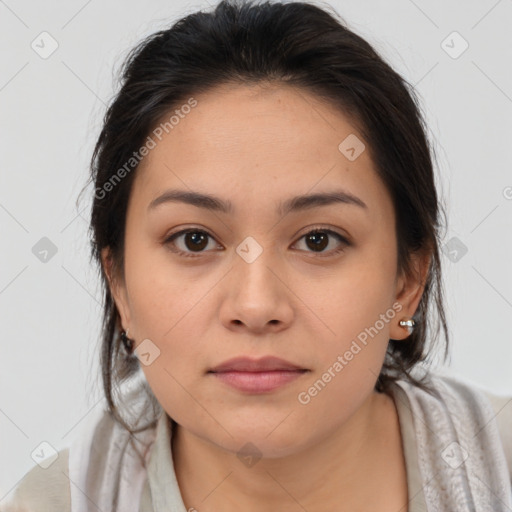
xmin=163 ymin=226 xmax=351 ymax=259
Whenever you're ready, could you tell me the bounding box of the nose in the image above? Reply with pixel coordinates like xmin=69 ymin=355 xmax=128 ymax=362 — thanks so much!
xmin=219 ymin=249 xmax=294 ymax=335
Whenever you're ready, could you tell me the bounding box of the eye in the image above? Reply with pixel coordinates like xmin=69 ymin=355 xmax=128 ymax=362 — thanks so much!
xmin=164 ymin=226 xmax=350 ymax=259
xmin=292 ymin=228 xmax=350 ymax=256
xmin=164 ymin=228 xmax=222 ymax=258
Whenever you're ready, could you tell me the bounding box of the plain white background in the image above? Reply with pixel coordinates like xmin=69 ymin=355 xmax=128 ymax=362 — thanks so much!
xmin=1 ymin=0 xmax=511 ymax=501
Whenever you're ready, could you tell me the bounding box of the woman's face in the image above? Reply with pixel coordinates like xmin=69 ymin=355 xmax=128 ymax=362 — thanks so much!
xmin=103 ymin=83 xmax=425 ymax=458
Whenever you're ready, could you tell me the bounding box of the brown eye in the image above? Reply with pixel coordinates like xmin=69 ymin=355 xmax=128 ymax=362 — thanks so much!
xmin=294 ymin=228 xmax=350 ymax=256
xmin=182 ymin=231 xmax=209 ymax=251
xmin=305 ymin=231 xmax=329 ymax=251
xmin=165 ymin=229 xmax=221 ymax=257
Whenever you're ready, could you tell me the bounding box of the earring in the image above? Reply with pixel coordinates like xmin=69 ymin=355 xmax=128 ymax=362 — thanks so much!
xmin=120 ymin=328 xmax=134 ymax=353
xmin=399 ymin=317 xmax=415 ymax=336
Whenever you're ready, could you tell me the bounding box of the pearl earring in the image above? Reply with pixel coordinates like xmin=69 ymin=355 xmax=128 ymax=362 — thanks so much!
xmin=399 ymin=317 xmax=415 ymax=336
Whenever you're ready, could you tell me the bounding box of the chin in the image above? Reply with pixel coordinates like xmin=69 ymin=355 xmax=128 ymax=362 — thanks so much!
xmin=208 ymin=420 xmax=313 ymax=461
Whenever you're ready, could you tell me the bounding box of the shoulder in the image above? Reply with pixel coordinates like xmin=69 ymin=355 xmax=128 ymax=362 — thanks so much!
xmin=2 ymin=385 xmax=158 ymax=512
xmin=2 ymin=408 xmax=118 ymax=512
xmin=473 ymin=383 xmax=512 ymax=477
xmin=427 ymin=370 xmax=512 ymax=425
xmin=1 ymin=448 xmax=71 ymax=512
xmin=424 ymin=370 xmax=512 ymax=478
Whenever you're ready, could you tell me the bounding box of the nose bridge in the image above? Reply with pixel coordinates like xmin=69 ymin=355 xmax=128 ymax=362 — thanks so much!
xmin=233 ymin=234 xmax=280 ymax=299
xmin=220 ymin=235 xmax=293 ymax=331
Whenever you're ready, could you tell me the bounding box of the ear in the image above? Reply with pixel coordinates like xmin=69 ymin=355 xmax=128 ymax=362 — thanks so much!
xmin=101 ymin=246 xmax=131 ymax=331
xmin=389 ymin=248 xmax=431 ymax=340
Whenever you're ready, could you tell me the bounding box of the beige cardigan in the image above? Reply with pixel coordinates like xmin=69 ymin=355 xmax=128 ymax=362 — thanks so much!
xmin=3 ymin=373 xmax=512 ymax=512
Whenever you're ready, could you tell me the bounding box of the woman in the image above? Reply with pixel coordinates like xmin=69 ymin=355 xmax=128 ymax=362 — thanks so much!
xmin=5 ymin=0 xmax=511 ymax=511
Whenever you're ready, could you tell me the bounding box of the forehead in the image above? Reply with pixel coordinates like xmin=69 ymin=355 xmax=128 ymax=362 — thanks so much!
xmin=132 ymin=82 xmax=394 ymax=224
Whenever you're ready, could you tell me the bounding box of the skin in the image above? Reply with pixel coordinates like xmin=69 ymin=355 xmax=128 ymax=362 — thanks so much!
xmin=102 ymin=82 xmax=430 ymax=511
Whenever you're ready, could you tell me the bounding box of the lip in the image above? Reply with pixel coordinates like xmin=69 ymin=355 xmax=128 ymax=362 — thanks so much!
xmin=210 ymin=370 xmax=308 ymax=393
xmin=207 ymin=356 xmax=309 ymax=393
xmin=209 ymin=355 xmax=307 ymax=373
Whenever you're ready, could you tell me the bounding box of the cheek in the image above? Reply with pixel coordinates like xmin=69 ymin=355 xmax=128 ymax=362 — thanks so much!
xmin=122 ymin=243 xmax=211 ymax=399
xmin=302 ymin=251 xmax=396 ymax=344
xmin=124 ymin=239 xmax=202 ymax=333
xmin=298 ymin=247 xmax=397 ymax=396
xmin=134 ymin=308 xmax=208 ymax=429
xmin=294 ymin=279 xmax=395 ymax=428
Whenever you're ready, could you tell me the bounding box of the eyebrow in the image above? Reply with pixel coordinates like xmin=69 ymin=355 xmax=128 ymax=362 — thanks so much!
xmin=148 ymin=188 xmax=368 ymax=216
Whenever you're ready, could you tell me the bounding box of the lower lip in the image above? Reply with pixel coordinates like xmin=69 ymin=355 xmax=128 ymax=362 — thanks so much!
xmin=210 ymin=370 xmax=308 ymax=393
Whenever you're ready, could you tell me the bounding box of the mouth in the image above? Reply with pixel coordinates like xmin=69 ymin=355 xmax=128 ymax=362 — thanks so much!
xmin=208 ymin=355 xmax=308 ymax=373
xmin=208 ymin=369 xmax=309 ymax=393
xmin=207 ymin=356 xmax=310 ymax=393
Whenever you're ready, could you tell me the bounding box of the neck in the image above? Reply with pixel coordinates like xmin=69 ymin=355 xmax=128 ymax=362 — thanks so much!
xmin=171 ymin=390 xmax=408 ymax=512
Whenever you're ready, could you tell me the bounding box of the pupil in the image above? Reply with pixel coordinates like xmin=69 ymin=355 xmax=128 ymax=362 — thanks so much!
xmin=307 ymin=232 xmax=328 ymax=251
xmin=186 ymin=232 xmax=208 ymax=251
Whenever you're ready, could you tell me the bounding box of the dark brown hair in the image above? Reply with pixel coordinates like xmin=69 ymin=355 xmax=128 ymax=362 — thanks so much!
xmin=79 ymin=0 xmax=450 ymax=434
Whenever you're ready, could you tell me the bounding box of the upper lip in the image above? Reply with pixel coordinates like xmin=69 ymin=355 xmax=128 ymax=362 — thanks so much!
xmin=209 ymin=356 xmax=307 ymax=373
